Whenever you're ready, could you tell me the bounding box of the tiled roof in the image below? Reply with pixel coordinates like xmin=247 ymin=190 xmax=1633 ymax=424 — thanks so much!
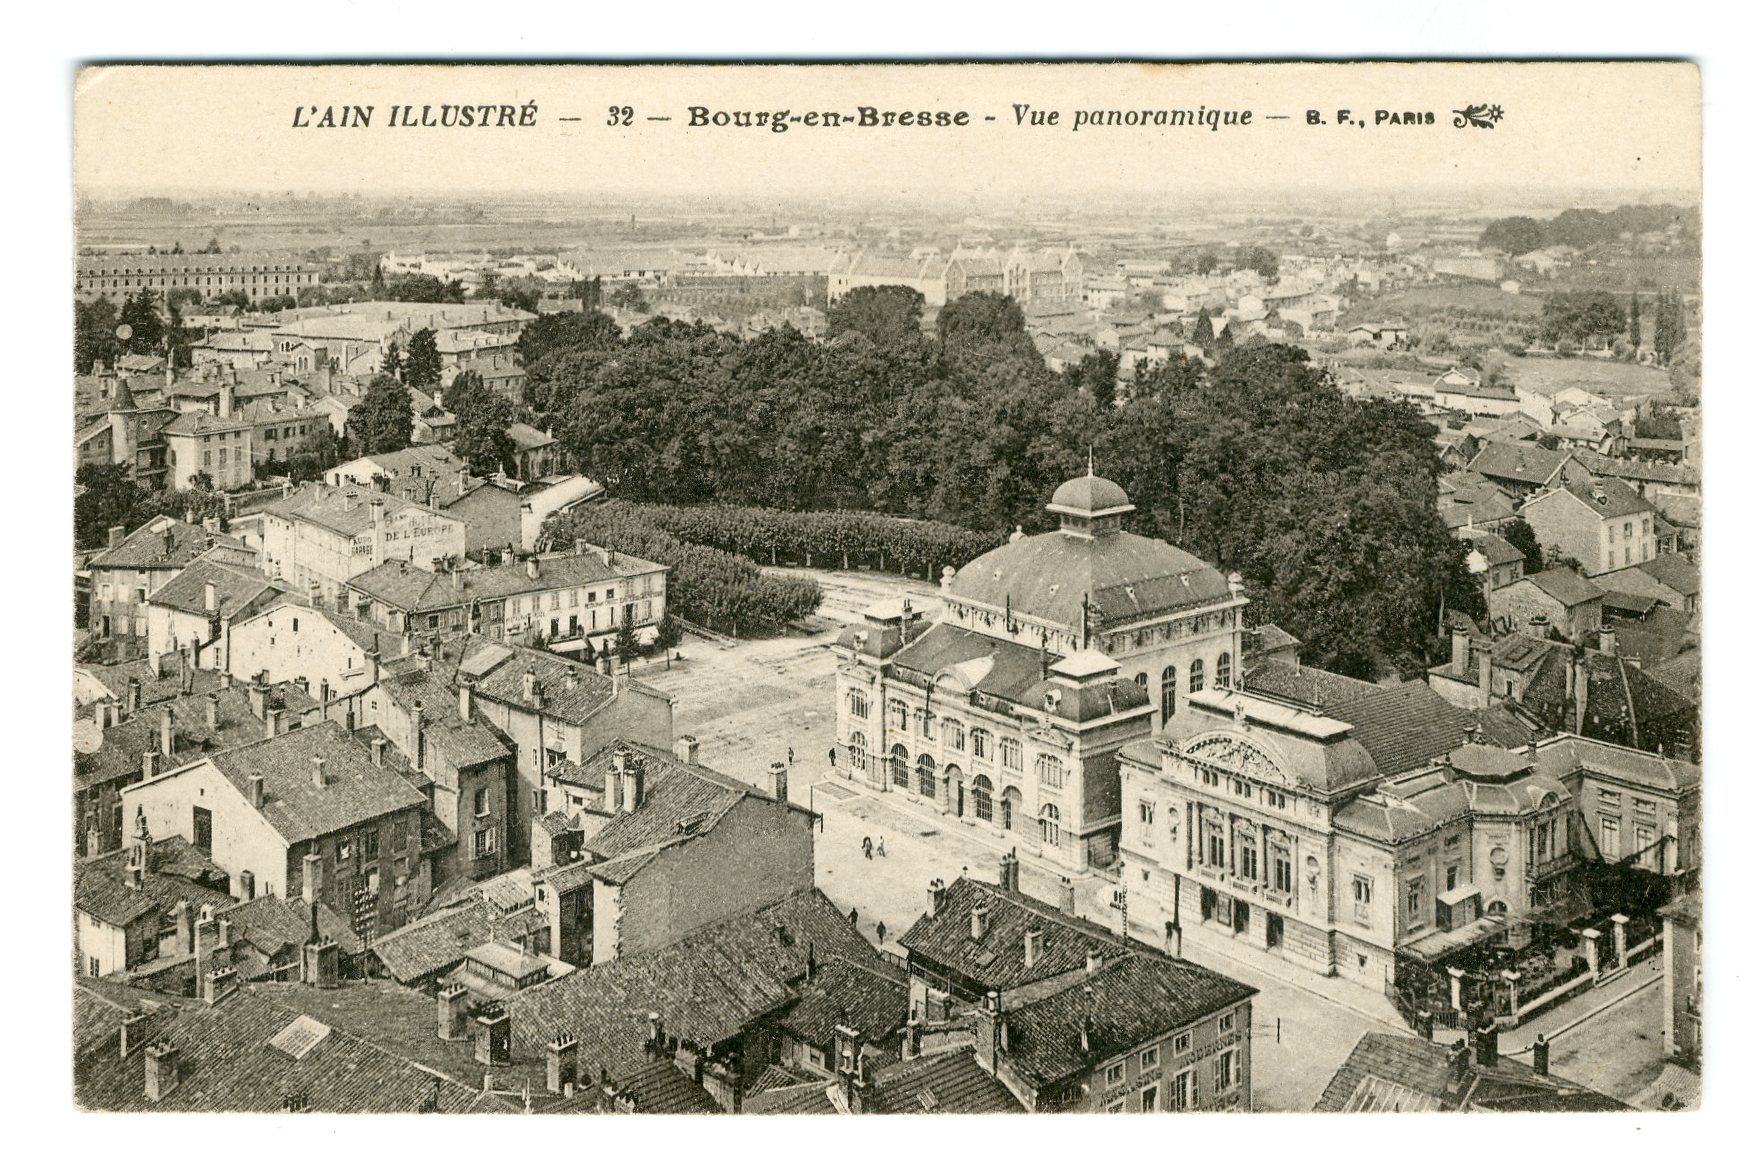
xmin=1315 ymin=1032 xmax=1629 ymax=1113
xmin=1457 ymin=530 xmax=1524 ymax=567
xmin=145 ymin=554 xmax=279 ymax=617
xmin=898 ymin=878 xmax=1128 ymax=995
xmin=347 ymin=545 xmax=663 ymax=614
xmin=1328 ymin=681 xmax=1533 ymax=777
xmin=582 ymin=741 xmax=809 ymax=880
xmin=948 ymin=527 xmax=1230 ymax=629
xmin=869 ymin=1047 xmax=1025 ymax=1113
xmin=999 ymin=952 xmax=1256 ymax=1087
xmin=1552 ymin=476 xmax=1654 ymax=521
xmin=74 ymin=990 xmax=474 ymax=1112
xmin=1505 ymin=566 xmax=1604 ymax=609
xmin=1636 ymin=551 xmax=1699 ymax=597
xmin=507 ymin=889 xmax=872 ymax=1068
xmin=461 ymin=635 xmax=658 ymax=726
xmin=219 ymin=895 xmax=363 ymax=958
xmin=780 ymin=957 xmax=911 ymax=1047
xmin=1242 ymin=660 xmax=1378 ymax=710
xmin=74 ymin=836 xmax=232 ymax=928
xmin=507 ymin=422 xmax=555 ymax=450
xmin=75 ymin=655 xmax=223 ymax=711
xmin=262 ymin=482 xmax=447 ymax=538
xmin=75 ymin=682 xmax=310 ymax=793
xmin=742 ymin=1078 xmax=845 ymax=1114
xmin=74 ymin=977 xmax=185 ymax=1060
xmin=370 ymin=898 xmax=543 ymax=984
xmin=90 ymin=516 xmax=243 ymax=572
xmin=605 ymin=1057 xmax=722 ymax=1114
xmin=1467 ymin=441 xmax=1571 ymax=486
xmin=1573 ymin=450 xmax=1698 ymax=487
xmin=331 ymin=445 xmax=466 ymax=482
xmin=374 ymin=664 xmax=513 ymax=769
xmin=1532 ymin=734 xmax=1699 ymax=794
xmin=202 ymin=721 xmax=428 ymax=845
xmin=1648 ymin=649 xmax=1700 ymax=704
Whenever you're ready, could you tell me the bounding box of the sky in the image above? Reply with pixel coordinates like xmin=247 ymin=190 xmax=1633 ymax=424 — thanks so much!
xmin=75 ymin=62 xmax=1702 ymax=205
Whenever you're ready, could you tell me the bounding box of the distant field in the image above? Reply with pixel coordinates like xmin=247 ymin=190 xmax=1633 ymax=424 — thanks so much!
xmin=1505 ymin=356 xmax=1674 ymax=398
xmin=1352 ymin=283 xmax=1543 ymax=322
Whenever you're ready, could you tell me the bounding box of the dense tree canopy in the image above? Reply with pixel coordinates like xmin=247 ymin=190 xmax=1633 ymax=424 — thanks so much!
xmin=516 ymin=291 xmax=1464 ymax=676
xmin=349 ymin=374 xmax=414 ymax=455
xmin=1479 ymin=216 xmax=1547 ymax=255
xmin=1232 ymin=245 xmax=1280 ymax=279
xmin=446 ymin=371 xmax=518 ymax=475
xmin=405 ymin=327 xmax=442 ymax=388
xmin=1539 ymin=292 xmax=1627 ymax=345
xmin=75 ymin=298 xmax=123 ymax=373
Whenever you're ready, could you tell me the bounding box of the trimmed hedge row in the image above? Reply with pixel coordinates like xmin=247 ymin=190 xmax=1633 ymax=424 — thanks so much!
xmin=615 ymin=501 xmax=1004 ymax=579
xmin=544 ymin=502 xmax=822 ymax=638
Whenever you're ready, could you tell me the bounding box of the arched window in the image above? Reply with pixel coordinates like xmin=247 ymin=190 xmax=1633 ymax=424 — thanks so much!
xmin=1040 ymin=803 xmax=1061 ymax=847
xmin=942 ymin=718 xmax=965 ymax=752
xmin=917 ymin=754 xmax=937 ymax=799
xmin=972 ymin=774 xmax=994 ymax=821
xmin=1036 ymin=754 xmax=1065 ymax=788
xmin=889 ymin=743 xmax=909 ymax=788
xmin=889 ymin=700 xmax=909 ymax=732
xmin=1000 ymin=737 xmax=1023 ymax=771
xmin=1216 ymin=652 xmax=1232 ymax=689
xmin=1161 ymin=667 xmax=1177 ymax=725
xmin=1135 ymin=672 xmax=1148 ymax=689
xmin=970 ymin=728 xmax=992 ymax=760
xmin=848 ymin=731 xmax=867 ymax=770
xmin=1189 ymin=659 xmax=1205 ymax=693
xmin=848 ymin=688 xmax=870 ymax=719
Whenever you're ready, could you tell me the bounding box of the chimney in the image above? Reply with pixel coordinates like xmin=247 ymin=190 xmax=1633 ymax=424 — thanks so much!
xmin=143 ymin=1043 xmax=181 ymax=1102
xmin=623 ymin=757 xmax=644 ymax=812
xmin=609 ymin=747 xmax=628 ymax=810
xmin=237 ymin=870 xmax=255 ymax=901
xmin=970 ymin=904 xmax=989 ymax=941
xmin=267 ymin=707 xmax=285 ymax=738
xmin=1024 ymin=928 xmax=1042 ymax=969
xmin=1474 ymin=1021 xmax=1499 ymax=1069
xmin=205 ymin=693 xmax=220 ymax=730
xmin=174 ymin=899 xmax=192 ymax=956
xmin=370 ymin=497 xmax=386 ymax=567
xmin=1450 ymin=625 xmax=1469 ymax=674
xmin=1598 ymin=625 xmax=1617 ymax=656
xmin=474 ymin=1008 xmax=512 ymax=1066
xmin=248 ymin=771 xmax=265 ymax=809
xmin=1572 ymin=656 xmax=1589 ymax=732
xmin=204 ymin=581 xmax=219 ymax=614
xmin=1078 ymin=1016 xmax=1093 ymax=1055
xmin=769 ymin=761 xmax=789 ymax=803
xmin=925 ymin=879 xmax=945 ymax=918
xmin=1476 ymin=642 xmax=1493 ymax=703
xmin=108 ymin=524 xmax=126 ymax=550
xmin=1057 ymin=876 xmax=1076 ymax=917
xmin=1001 ymin=849 xmax=1021 ymax=894
xmin=547 ymin=1037 xmax=579 ymax=1095
xmin=126 ymin=677 xmax=143 ymax=716
xmin=141 ymin=749 xmax=158 ymax=780
xmin=522 ymin=669 xmax=540 ymax=708
xmin=301 ymin=852 xmax=322 ymax=905
xmin=646 ymin=1011 xmax=665 ymax=1053
xmin=302 ymin=937 xmax=339 ymax=988
xmin=1086 ymin=951 xmax=1103 ymax=976
xmin=1532 ymin=1033 xmax=1551 ymax=1077
xmin=410 ymin=701 xmax=426 ymax=773
xmin=437 ymin=984 xmax=469 ymax=1041
xmin=311 ymin=754 xmax=328 ymax=788
xmin=526 ymin=556 xmax=541 ymax=581
xmin=218 ymin=377 xmax=233 ymax=419
xmin=119 ymin=1012 xmax=153 ymax=1060
xmin=158 ymin=709 xmax=176 ymax=759
xmin=564 ymin=664 xmax=578 ymax=691
xmin=1450 ymin=1039 xmax=1471 ymax=1080
xmin=370 ymin=736 xmax=388 ymax=768
xmin=676 ymin=735 xmax=698 ymax=765
xmin=202 ymin=965 xmax=238 ymax=1006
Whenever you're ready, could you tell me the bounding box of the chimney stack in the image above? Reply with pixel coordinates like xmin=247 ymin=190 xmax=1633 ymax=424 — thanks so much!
xmin=458 ymin=677 xmax=474 ymax=722
xmin=108 ymin=524 xmax=126 ymax=550
xmin=370 ymin=735 xmax=388 ymax=768
xmin=547 ymin=1037 xmax=579 ymax=1095
xmin=126 ymin=677 xmax=143 ymax=716
xmin=206 ymin=693 xmax=220 ymax=730
xmin=410 ymin=701 xmax=426 ymax=773
xmin=204 ymin=581 xmax=219 ymax=614
xmin=1532 ymin=1033 xmax=1551 ymax=1077
xmin=925 ymin=879 xmax=945 ymax=919
xmin=1450 ymin=626 xmax=1470 ymax=675
xmin=676 ymin=735 xmax=698 ymax=765
xmin=1000 ymin=849 xmax=1021 ymax=894
xmin=301 ymin=853 xmax=322 ymax=905
xmin=370 ymin=497 xmax=386 ymax=567
xmin=1058 ymin=876 xmax=1076 ymax=917
xmin=970 ymin=905 xmax=989 ymax=941
xmin=249 ymin=771 xmax=265 ymax=809
xmin=623 ymin=757 xmax=644 ymax=812
xmin=437 ymin=984 xmax=470 ymax=1041
xmin=158 ymin=709 xmax=176 ymax=759
xmin=769 ymin=761 xmax=789 ymax=803
xmin=474 ymin=1008 xmax=512 ymax=1066
xmin=141 ymin=749 xmax=158 ymax=780
xmin=1023 ymin=928 xmax=1042 ymax=969
xmin=174 ymin=899 xmax=192 ymax=956
xmin=143 ymin=1043 xmax=181 ymax=1102
xmin=1598 ymin=625 xmax=1617 ymax=656
xmin=311 ymin=754 xmax=328 ymax=788
xmin=609 ymin=747 xmax=628 ymax=811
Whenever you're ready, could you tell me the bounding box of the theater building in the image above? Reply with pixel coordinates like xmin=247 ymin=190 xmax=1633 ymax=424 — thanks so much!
xmin=832 ymin=472 xmax=1245 ymax=872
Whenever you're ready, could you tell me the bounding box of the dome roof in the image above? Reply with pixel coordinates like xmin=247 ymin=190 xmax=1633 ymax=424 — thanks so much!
xmin=1047 ymin=474 xmax=1133 ymax=517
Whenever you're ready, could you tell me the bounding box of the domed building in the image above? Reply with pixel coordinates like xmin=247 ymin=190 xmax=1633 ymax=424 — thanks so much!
xmin=833 ymin=470 xmax=1248 ymax=873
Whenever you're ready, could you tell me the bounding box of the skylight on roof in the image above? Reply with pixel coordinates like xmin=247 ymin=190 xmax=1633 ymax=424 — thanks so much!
xmin=267 ymin=1014 xmax=332 ymax=1060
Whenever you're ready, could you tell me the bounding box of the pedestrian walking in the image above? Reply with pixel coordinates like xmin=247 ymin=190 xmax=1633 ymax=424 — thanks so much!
xmin=828 ymin=747 xmax=836 ymax=768
xmin=876 ymin=837 xmax=886 ymax=857
xmin=876 ymin=920 xmax=887 ymax=946
xmin=788 ymin=746 xmax=795 ymax=766
xmin=848 ymin=908 xmax=859 ymax=927
xmin=862 ymin=836 xmax=873 ymax=860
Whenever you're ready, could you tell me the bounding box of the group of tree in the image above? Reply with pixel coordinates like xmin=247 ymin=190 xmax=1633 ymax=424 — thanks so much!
xmin=1538 ymin=291 xmax=1627 ymax=346
xmin=404 ymin=328 xmax=443 ymax=388
xmin=444 ymin=370 xmax=519 ymax=476
xmin=74 ymin=464 xmax=227 ymax=551
xmin=382 ymin=273 xmax=467 ymax=304
xmin=1480 ymin=204 xmax=1700 ymax=254
xmin=517 ymin=288 xmax=1472 ymax=676
xmin=348 ymin=373 xmax=414 ymax=455
xmin=1652 ymin=288 xmax=1688 ymax=364
xmin=544 ymin=503 xmax=823 ymax=638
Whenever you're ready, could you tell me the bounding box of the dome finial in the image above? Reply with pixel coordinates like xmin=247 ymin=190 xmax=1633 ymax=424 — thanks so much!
xmin=1087 ymin=445 xmax=1095 ymax=478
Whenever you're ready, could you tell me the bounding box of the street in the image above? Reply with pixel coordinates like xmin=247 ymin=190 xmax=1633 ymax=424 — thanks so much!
xmin=642 ymin=563 xmax=1408 ymax=1110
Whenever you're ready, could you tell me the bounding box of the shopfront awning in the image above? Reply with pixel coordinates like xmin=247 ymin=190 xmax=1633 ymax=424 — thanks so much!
xmin=1402 ymin=914 xmax=1509 ymax=962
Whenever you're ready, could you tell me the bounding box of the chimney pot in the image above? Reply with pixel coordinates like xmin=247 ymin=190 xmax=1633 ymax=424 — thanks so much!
xmin=970 ymin=905 xmax=989 ymax=941
xmin=249 ymin=772 xmax=265 ymax=808
xmin=925 ymin=879 xmax=945 ymax=919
